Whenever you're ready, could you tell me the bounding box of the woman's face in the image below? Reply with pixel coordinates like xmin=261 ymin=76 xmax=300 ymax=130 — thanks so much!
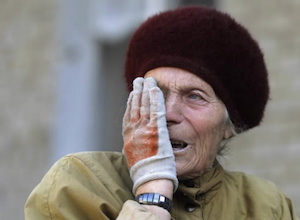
xmin=145 ymin=67 xmax=232 ymax=180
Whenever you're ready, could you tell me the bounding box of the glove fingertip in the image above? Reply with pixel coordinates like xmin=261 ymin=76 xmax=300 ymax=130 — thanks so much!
xmin=144 ymin=77 xmax=157 ymax=88
xmin=133 ymin=77 xmax=144 ymax=91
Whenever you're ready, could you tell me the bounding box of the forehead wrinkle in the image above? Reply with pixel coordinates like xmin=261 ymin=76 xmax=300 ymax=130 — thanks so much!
xmin=156 ymin=78 xmax=175 ymax=91
xmin=158 ymin=77 xmax=212 ymax=99
xmin=173 ymin=78 xmax=212 ymax=97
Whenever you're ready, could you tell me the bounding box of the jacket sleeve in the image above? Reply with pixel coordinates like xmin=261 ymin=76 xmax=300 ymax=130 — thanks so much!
xmin=116 ymin=200 xmax=161 ymax=220
xmin=278 ymin=190 xmax=299 ymax=220
xmin=24 ymin=153 xmax=134 ymax=220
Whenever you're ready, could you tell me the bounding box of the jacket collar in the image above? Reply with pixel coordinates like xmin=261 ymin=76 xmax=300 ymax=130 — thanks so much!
xmin=176 ymin=160 xmax=224 ymax=205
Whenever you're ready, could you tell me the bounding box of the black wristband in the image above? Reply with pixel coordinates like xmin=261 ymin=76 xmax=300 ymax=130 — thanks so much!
xmin=136 ymin=193 xmax=173 ymax=213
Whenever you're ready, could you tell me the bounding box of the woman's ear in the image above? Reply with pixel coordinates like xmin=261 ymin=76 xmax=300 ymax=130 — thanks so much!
xmin=223 ymin=125 xmax=233 ymax=140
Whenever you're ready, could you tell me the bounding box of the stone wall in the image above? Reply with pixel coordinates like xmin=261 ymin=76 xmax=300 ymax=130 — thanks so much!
xmin=0 ymin=0 xmax=58 ymax=219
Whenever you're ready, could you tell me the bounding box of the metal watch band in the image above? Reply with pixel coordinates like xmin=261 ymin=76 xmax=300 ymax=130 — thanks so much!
xmin=136 ymin=193 xmax=173 ymax=213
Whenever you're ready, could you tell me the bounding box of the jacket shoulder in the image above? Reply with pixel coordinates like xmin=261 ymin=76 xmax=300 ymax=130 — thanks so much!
xmin=224 ymin=170 xmax=279 ymax=193
xmin=25 ymin=151 xmax=133 ymax=220
xmin=223 ymin=170 xmax=296 ymax=218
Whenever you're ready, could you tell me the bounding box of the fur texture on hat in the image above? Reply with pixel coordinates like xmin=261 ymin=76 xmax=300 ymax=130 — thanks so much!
xmin=124 ymin=6 xmax=269 ymax=131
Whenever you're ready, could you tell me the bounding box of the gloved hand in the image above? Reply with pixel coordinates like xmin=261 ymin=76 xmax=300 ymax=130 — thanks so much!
xmin=122 ymin=77 xmax=178 ymax=195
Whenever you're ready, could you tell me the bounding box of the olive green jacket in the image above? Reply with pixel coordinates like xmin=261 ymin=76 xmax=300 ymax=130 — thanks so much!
xmin=25 ymin=151 xmax=299 ymax=219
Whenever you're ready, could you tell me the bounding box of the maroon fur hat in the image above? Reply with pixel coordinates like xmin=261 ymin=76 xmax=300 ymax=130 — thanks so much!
xmin=125 ymin=6 xmax=269 ymax=131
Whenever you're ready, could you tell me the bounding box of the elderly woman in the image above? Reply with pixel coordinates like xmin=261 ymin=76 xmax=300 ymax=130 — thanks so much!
xmin=25 ymin=6 xmax=298 ymax=220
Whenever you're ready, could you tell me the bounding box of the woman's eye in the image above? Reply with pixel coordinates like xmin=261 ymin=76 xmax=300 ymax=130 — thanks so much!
xmin=188 ymin=93 xmax=203 ymax=100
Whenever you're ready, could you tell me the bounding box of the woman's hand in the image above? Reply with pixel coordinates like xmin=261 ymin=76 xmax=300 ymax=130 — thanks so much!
xmin=122 ymin=77 xmax=178 ymax=195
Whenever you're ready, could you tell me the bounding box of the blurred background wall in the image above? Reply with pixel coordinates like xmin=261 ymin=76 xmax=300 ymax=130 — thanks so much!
xmin=0 ymin=0 xmax=58 ymax=219
xmin=0 ymin=0 xmax=299 ymax=219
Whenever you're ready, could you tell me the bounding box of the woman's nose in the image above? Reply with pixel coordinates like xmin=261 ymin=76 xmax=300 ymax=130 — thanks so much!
xmin=165 ymin=95 xmax=183 ymax=126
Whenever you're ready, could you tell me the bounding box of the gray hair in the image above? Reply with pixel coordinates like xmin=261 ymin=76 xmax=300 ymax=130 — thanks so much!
xmin=218 ymin=109 xmax=241 ymax=155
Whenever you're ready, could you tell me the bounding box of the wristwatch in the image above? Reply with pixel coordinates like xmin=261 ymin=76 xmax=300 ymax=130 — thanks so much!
xmin=136 ymin=193 xmax=173 ymax=213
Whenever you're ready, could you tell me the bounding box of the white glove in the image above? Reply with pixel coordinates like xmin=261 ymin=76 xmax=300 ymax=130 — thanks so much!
xmin=122 ymin=77 xmax=178 ymax=194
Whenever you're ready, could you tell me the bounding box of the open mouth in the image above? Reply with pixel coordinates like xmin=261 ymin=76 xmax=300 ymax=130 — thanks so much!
xmin=171 ymin=140 xmax=188 ymax=150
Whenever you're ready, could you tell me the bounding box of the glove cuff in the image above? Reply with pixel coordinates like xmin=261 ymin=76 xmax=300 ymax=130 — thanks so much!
xmin=130 ymin=155 xmax=178 ymax=194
